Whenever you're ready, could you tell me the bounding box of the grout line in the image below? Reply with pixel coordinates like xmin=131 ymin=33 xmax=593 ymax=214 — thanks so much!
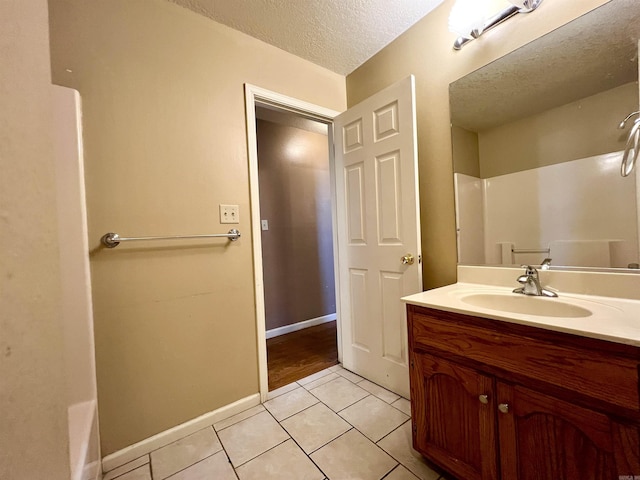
xmin=159 ymin=449 xmax=224 ymax=480
xmin=105 ymin=462 xmax=150 ymax=480
xmin=266 ymin=383 xmax=301 ymax=400
xmin=374 ymin=419 xmax=433 ymax=480
xmin=333 ymin=392 xmax=372 ymax=414
xmin=230 ymin=436 xmax=291 ymax=470
xmin=275 ymin=398 xmax=322 ymax=423
xmin=376 ymin=418 xmax=410 ymax=445
xmin=226 ymin=404 xmax=296 ymax=470
xmin=214 ymin=407 xmax=265 ymax=432
xmin=378 ymin=462 xmax=402 ymax=480
xmin=336 ymin=412 xmax=406 ymax=451
xmin=149 ymin=445 xmax=158 ymax=480
xmin=269 ymin=415 xmax=341 ymax=478
xmin=305 ymin=426 xmax=353 ymax=456
xmin=146 ymin=425 xmax=228 ymax=479
xmin=309 ymin=426 xmax=354 ymax=453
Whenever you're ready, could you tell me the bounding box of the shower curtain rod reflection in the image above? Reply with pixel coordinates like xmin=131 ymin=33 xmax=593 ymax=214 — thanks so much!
xmin=100 ymin=229 xmax=241 ymax=248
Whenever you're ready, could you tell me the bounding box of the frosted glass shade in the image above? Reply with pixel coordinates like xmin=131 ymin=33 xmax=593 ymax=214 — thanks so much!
xmin=448 ymin=0 xmax=487 ymax=38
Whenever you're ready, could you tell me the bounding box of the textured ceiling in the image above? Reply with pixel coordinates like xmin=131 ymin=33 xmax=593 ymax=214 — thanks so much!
xmin=168 ymin=0 xmax=445 ymax=75
xmin=450 ymin=0 xmax=640 ymax=132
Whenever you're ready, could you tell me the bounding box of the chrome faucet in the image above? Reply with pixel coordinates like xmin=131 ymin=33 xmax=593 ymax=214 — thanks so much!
xmin=513 ymin=265 xmax=558 ymax=297
xmin=540 ymin=258 xmax=552 ymax=270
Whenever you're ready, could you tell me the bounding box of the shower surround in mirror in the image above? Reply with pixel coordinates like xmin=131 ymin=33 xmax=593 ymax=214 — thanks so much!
xmin=455 ymin=151 xmax=639 ymax=268
xmin=450 ymin=0 xmax=640 ymax=270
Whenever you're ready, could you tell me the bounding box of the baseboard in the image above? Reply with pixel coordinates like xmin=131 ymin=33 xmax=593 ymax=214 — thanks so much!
xmin=101 ymin=393 xmax=261 ymax=473
xmin=265 ymin=313 xmax=336 ymax=339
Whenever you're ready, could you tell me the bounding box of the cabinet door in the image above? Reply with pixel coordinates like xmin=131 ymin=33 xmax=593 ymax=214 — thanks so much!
xmin=496 ymin=382 xmax=640 ymax=480
xmin=411 ymin=352 xmax=498 ymax=480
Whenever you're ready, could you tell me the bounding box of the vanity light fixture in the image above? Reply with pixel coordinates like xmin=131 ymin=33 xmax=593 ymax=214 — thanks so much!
xmin=450 ymin=0 xmax=544 ymax=50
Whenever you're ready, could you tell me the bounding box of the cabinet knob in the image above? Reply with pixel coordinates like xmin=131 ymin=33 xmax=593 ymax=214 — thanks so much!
xmin=498 ymin=403 xmax=510 ymax=414
xmin=478 ymin=394 xmax=489 ymax=405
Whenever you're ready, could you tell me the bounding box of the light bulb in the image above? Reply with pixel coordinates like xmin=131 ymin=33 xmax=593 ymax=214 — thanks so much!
xmin=448 ymin=0 xmax=488 ymax=39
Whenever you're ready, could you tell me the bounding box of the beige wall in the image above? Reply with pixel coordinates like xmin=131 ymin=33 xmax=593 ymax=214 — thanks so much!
xmin=478 ymin=82 xmax=638 ymax=178
xmin=451 ymin=125 xmax=480 ymax=177
xmin=347 ymin=0 xmax=610 ymax=289
xmin=257 ymin=119 xmax=336 ymax=331
xmin=0 ymin=1 xmax=70 ymax=479
xmin=48 ymin=0 xmax=346 ymax=455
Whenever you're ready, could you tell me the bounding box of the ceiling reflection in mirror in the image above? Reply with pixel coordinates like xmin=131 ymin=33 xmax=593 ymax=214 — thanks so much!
xmin=450 ymin=0 xmax=640 ymax=271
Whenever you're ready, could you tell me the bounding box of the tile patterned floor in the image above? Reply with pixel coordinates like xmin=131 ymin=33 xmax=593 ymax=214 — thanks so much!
xmin=102 ymin=365 xmax=445 ymax=480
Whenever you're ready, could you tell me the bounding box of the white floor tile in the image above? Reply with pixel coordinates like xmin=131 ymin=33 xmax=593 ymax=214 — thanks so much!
xmin=115 ymin=464 xmax=152 ymax=480
xmin=391 ymin=397 xmax=412 ymax=416
xmin=214 ymin=405 xmax=265 ymax=431
xmin=339 ymin=396 xmax=409 ymax=442
xmin=165 ymin=451 xmax=237 ymax=480
xmin=311 ymin=429 xmax=397 ymax=480
xmin=309 ymin=376 xmax=369 ymax=412
xmin=217 ymin=411 xmax=290 ymax=467
xmin=328 ymin=364 xmax=343 ymax=373
xmin=358 ymin=379 xmax=401 ymax=404
xmin=297 ymin=369 xmax=333 ymax=386
xmin=334 ymin=368 xmax=364 ymax=383
xmin=377 ymin=421 xmax=439 ymax=480
xmin=235 ymin=439 xmax=324 ymax=480
xmin=300 ymin=372 xmax=340 ymax=391
xmin=103 ymin=455 xmax=149 ymax=480
xmin=280 ymin=403 xmax=351 ymax=454
xmin=263 ymin=387 xmax=319 ymax=421
xmin=267 ymin=382 xmax=299 ymax=400
xmin=150 ymin=427 xmax=222 ymax=480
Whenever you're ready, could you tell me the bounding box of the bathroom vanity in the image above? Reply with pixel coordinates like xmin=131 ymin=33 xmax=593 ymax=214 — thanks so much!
xmin=403 ymin=271 xmax=640 ymax=480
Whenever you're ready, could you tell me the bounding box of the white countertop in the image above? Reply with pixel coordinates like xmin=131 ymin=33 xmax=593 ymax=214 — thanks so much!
xmin=402 ymin=283 xmax=640 ymax=347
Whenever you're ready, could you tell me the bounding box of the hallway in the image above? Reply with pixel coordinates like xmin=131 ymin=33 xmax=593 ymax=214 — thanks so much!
xmin=267 ymin=321 xmax=339 ymax=390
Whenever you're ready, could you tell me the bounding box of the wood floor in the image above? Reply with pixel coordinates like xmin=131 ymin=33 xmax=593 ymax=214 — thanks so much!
xmin=267 ymin=320 xmax=339 ymax=391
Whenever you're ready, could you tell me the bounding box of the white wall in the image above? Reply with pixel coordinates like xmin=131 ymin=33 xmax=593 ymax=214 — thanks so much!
xmin=454 ymin=173 xmax=485 ymax=264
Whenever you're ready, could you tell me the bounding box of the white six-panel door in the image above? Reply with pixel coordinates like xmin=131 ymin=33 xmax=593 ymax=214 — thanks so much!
xmin=334 ymin=75 xmax=422 ymax=398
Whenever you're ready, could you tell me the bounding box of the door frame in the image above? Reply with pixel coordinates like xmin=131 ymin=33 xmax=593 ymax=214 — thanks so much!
xmin=244 ymin=84 xmax=342 ymax=402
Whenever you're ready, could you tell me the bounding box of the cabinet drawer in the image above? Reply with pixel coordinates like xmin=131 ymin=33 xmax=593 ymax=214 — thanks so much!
xmin=410 ymin=310 xmax=640 ymax=412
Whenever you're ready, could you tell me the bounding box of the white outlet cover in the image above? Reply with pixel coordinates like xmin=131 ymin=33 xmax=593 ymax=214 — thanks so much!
xmin=261 ymin=219 xmax=269 ymax=231
xmin=220 ymin=204 xmax=240 ymax=224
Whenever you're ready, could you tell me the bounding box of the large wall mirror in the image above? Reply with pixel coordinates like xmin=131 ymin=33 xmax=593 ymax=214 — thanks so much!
xmin=450 ymin=0 xmax=640 ymax=271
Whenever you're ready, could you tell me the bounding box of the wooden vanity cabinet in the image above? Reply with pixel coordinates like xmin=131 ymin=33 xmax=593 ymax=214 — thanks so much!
xmin=407 ymin=304 xmax=640 ymax=480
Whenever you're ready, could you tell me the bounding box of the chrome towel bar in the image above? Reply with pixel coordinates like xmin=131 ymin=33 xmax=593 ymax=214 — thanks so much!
xmin=100 ymin=229 xmax=241 ymax=248
xmin=512 ymin=247 xmax=550 ymax=254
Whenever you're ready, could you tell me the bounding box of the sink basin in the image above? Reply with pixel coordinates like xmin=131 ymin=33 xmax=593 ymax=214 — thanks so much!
xmin=459 ymin=293 xmax=593 ymax=318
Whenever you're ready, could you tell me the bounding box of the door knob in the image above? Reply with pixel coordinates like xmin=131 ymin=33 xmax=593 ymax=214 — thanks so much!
xmin=401 ymin=254 xmax=415 ymax=265
xmin=498 ymin=403 xmax=509 ymax=414
xmin=478 ymin=394 xmax=489 ymax=405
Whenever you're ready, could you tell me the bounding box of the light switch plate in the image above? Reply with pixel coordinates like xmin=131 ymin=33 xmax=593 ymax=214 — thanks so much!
xmin=261 ymin=219 xmax=269 ymax=231
xmin=220 ymin=204 xmax=239 ymax=224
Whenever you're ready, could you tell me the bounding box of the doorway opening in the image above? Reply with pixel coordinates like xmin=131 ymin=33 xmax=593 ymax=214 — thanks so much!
xmin=244 ymin=84 xmax=342 ymax=401
xmin=255 ymin=106 xmax=338 ymax=390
